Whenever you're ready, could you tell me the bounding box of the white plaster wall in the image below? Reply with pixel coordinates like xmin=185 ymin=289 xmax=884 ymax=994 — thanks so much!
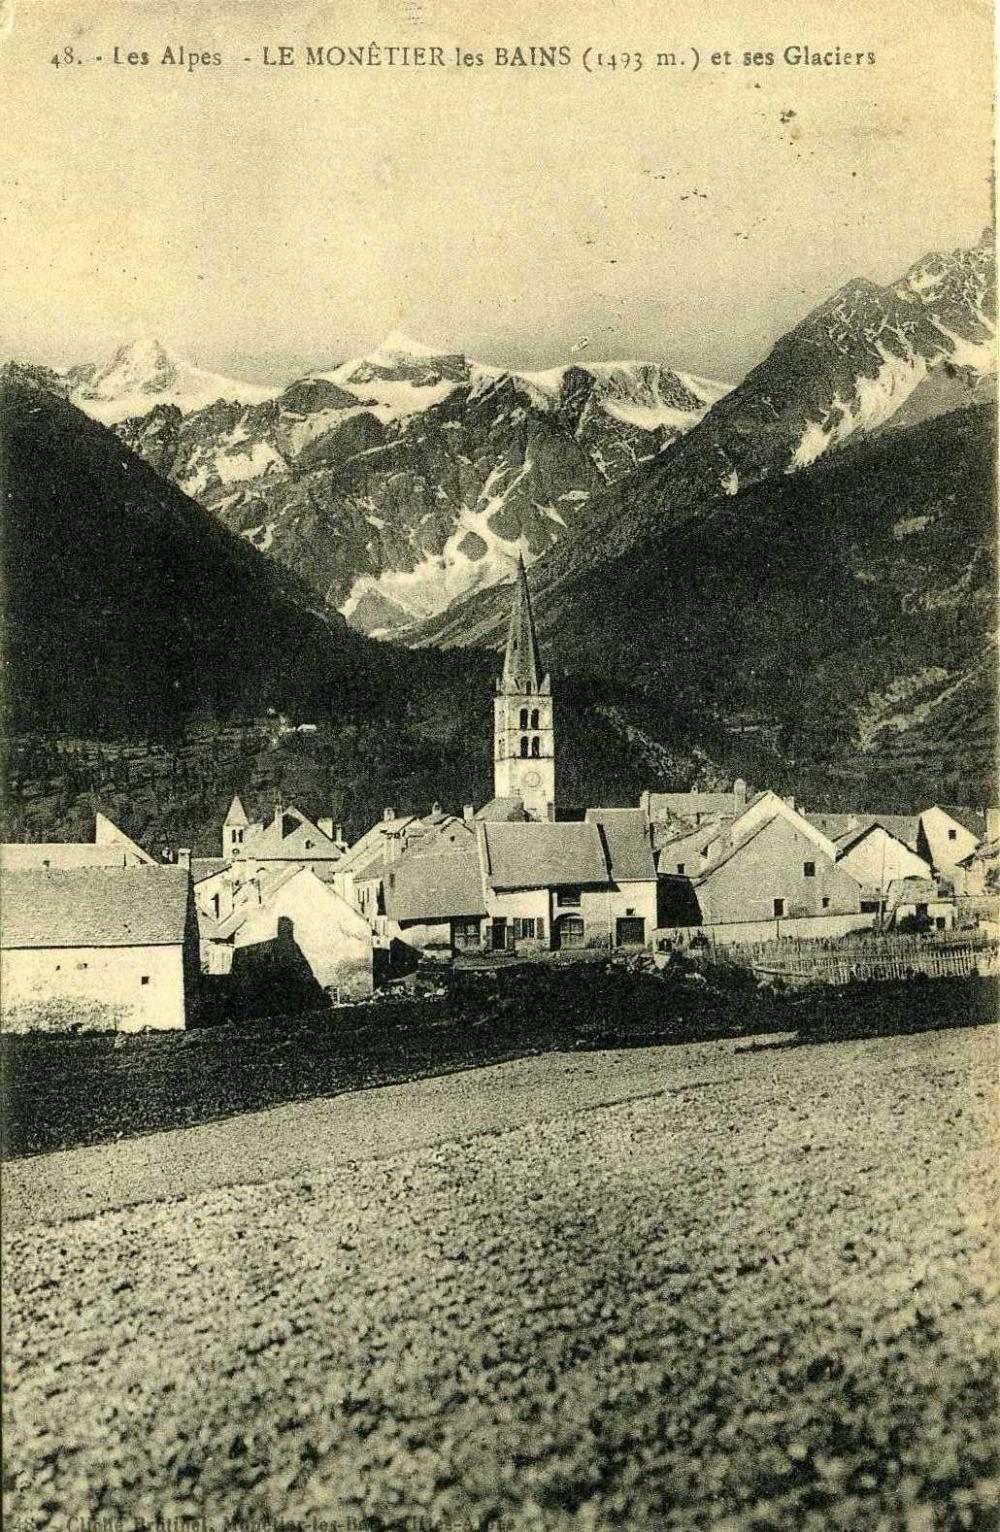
xmin=2 ymin=944 xmax=186 ymax=1032
xmin=920 ymin=808 xmax=981 ymax=874
xmin=838 ymin=831 xmax=931 ymax=889
xmin=233 ymin=871 xmax=373 ymax=998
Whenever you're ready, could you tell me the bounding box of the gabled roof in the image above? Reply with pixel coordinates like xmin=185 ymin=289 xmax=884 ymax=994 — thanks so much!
xmin=245 ymin=805 xmax=342 ymax=861
xmin=930 ymin=805 xmax=988 ymax=840
xmin=474 ymin=797 xmax=527 ymax=822
xmin=94 ymin=812 xmax=156 ymax=865
xmin=958 ymin=837 xmax=1000 ymax=867
xmin=831 ymin=819 xmax=925 ymax=857
xmin=501 ymin=556 xmax=545 ymax=693
xmin=481 ymin=821 xmax=609 ymax=889
xmin=584 ymin=808 xmax=657 ymax=882
xmin=336 ymin=815 xmax=421 ymax=875
xmin=1 ymin=867 xmax=192 ymax=949
xmin=384 ymin=849 xmax=487 ymax=923
xmin=805 ymin=812 xmax=920 ymax=852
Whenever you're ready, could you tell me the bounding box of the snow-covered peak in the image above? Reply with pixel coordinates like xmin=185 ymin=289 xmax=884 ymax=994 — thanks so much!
xmin=371 ymin=330 xmax=455 ymax=361
xmin=71 ymin=338 xmax=279 ymax=424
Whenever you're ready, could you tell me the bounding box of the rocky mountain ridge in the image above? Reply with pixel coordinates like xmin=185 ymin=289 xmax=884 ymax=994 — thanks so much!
xmin=32 ymin=333 xmax=730 ymax=635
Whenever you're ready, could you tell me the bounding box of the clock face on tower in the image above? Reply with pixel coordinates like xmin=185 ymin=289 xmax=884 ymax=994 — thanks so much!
xmin=523 ymin=769 xmax=541 ymax=787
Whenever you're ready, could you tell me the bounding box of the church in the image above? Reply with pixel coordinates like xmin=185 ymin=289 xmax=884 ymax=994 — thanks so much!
xmin=492 ymin=555 xmax=556 ymax=822
xmin=377 ymin=559 xmax=660 ymax=953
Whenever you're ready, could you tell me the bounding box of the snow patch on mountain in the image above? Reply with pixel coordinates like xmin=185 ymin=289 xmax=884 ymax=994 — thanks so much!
xmin=71 ymin=339 xmax=278 ymax=424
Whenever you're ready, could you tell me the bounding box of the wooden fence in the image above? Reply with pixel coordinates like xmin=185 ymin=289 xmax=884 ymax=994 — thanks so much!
xmin=734 ymin=935 xmax=999 ymax=987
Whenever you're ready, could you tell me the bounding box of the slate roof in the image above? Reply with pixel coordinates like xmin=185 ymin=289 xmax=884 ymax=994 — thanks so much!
xmin=1 ymin=867 xmax=192 ymax=949
xmin=384 ymin=849 xmax=486 ymax=923
xmin=1 ymin=843 xmax=130 ymax=870
xmin=805 ymin=812 xmax=921 ymax=851
xmin=190 ymin=857 xmax=228 ymax=884
xmin=584 ymin=808 xmax=657 ymax=882
xmin=224 ymin=794 xmax=249 ymax=827
xmin=501 ymin=556 xmax=544 ymax=693
xmin=481 ymin=822 xmax=609 ymax=889
xmin=644 ymin=791 xmax=737 ymax=821
xmin=933 ymin=805 xmax=988 ymax=840
xmin=474 ymin=797 xmax=527 ymax=822
xmin=245 ymin=806 xmax=342 ymax=862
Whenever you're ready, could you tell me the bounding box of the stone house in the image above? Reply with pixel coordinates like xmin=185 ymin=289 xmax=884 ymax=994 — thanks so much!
xmin=0 ymin=866 xmax=198 ymax=1032
xmin=688 ymin=814 xmax=862 ymax=928
xmin=223 ymin=797 xmax=346 ymax=872
xmin=831 ymin=822 xmax=933 ymax=908
xmin=918 ymin=805 xmax=988 ymax=877
xmin=1 ymin=811 xmax=156 ymax=871
xmin=199 ymin=864 xmax=373 ymax=1004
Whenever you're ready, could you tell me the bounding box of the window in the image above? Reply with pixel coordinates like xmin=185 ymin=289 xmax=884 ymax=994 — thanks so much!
xmin=531 ymin=736 xmax=540 ymax=757
xmin=304 ymin=839 xmax=314 ymax=849
xmin=557 ymin=886 xmax=582 ymax=907
xmin=76 ymin=961 xmax=88 ymax=970
xmin=822 ymin=897 xmax=830 ymax=910
xmin=513 ymin=918 xmax=537 ymax=940
xmin=530 ymin=709 xmax=539 ymax=729
xmin=452 ymin=918 xmax=481 ymax=951
xmin=676 ymin=862 xmax=685 ymax=875
xmin=773 ymin=898 xmax=785 ymax=918
xmin=803 ymin=861 xmax=816 ymax=878
xmin=141 ymin=976 xmax=150 ymax=986
xmin=935 ymin=917 xmax=946 ymax=930
xmin=520 ymin=737 xmax=529 ymax=758
xmin=519 ymin=708 xmax=529 ymax=729
xmin=948 ymin=828 xmax=957 ymax=841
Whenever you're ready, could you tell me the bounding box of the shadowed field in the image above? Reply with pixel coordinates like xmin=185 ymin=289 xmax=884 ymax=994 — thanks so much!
xmin=3 ymin=1023 xmax=997 ymax=1529
xmin=2 ymin=964 xmax=993 ymax=1160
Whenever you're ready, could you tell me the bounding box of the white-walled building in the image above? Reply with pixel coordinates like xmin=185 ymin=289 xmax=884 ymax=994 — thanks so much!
xmin=0 ymin=866 xmax=198 ymax=1033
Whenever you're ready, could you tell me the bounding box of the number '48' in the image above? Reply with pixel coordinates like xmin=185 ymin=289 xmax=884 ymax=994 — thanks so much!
xmin=51 ymin=46 xmax=76 ymax=66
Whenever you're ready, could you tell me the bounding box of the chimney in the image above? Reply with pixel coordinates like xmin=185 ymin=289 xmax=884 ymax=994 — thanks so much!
xmin=176 ymin=848 xmax=191 ymax=870
xmin=335 ymin=823 xmax=345 ymax=844
xmin=463 ymin=803 xmax=475 ymax=822
xmin=274 ymin=799 xmax=283 ymax=828
xmin=734 ymin=778 xmax=747 ymax=812
xmin=784 ymin=795 xmax=796 ymax=810
xmin=383 ymin=806 xmax=396 ymax=821
xmin=431 ymin=800 xmax=442 ymax=817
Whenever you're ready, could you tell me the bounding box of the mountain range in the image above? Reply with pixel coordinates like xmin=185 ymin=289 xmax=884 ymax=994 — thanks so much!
xmin=2 ymin=228 xmax=995 ymax=825
xmin=31 ymin=233 xmax=996 ymax=646
xmin=37 ymin=333 xmax=729 ymax=635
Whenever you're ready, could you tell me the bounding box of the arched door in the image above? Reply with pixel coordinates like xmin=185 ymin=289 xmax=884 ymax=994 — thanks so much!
xmin=554 ymin=914 xmax=585 ymax=949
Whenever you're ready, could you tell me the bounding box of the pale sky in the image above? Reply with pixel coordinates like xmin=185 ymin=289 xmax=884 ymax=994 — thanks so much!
xmin=1 ymin=0 xmax=993 ymax=383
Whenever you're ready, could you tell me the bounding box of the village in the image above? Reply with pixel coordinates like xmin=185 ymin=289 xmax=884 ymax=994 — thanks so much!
xmin=1 ymin=559 xmax=996 ymax=1034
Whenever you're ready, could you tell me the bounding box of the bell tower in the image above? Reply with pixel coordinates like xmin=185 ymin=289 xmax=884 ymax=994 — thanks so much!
xmin=494 ymin=556 xmax=555 ymax=822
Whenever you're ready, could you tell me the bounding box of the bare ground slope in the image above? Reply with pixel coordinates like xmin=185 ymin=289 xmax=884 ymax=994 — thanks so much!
xmin=3 ymin=1025 xmax=997 ymax=1528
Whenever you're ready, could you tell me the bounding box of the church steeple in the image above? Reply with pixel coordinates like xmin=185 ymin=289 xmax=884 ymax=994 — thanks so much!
xmin=502 ymin=555 xmax=544 ymax=693
xmin=493 ymin=555 xmax=555 ymax=821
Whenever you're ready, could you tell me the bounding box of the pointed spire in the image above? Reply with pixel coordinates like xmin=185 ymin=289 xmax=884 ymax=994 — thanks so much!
xmin=224 ymin=794 xmax=249 ymax=827
xmin=502 ymin=555 xmax=542 ymax=693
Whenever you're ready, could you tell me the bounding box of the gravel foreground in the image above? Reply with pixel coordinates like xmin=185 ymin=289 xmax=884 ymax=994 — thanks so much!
xmin=3 ymin=1026 xmax=998 ymax=1530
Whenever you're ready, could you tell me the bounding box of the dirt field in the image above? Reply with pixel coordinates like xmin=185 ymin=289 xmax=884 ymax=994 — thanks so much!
xmin=3 ymin=1024 xmax=997 ymax=1529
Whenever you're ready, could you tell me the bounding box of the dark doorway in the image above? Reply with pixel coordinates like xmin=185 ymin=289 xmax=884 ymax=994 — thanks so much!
xmin=616 ymin=917 xmax=645 ymax=947
xmin=554 ymin=914 xmax=585 ymax=949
